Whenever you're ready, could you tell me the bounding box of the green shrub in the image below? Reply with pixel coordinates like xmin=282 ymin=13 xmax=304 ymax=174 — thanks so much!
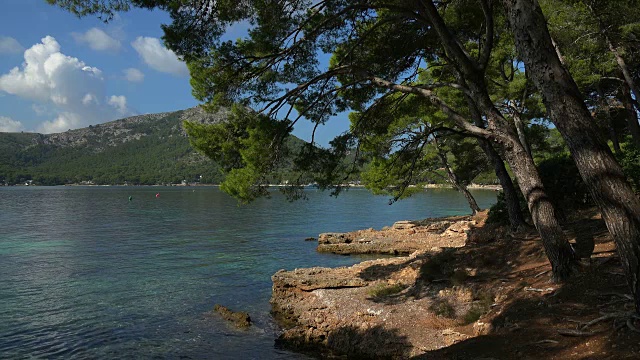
xmin=538 ymin=155 xmax=593 ymax=217
xmin=463 ymin=304 xmax=485 ymax=324
xmin=450 ymin=269 xmax=469 ymax=286
xmin=486 ymin=190 xmax=528 ymax=226
xmin=617 ymin=140 xmax=640 ymax=192
xmin=430 ymin=299 xmax=456 ymax=318
xmin=462 ymin=290 xmax=494 ymax=324
xmin=367 ymin=283 xmax=406 ymax=298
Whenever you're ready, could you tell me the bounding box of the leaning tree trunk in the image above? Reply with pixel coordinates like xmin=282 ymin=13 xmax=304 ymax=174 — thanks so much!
xmin=489 ymin=114 xmax=575 ymax=281
xmin=467 ymin=75 xmax=576 ymax=280
xmin=419 ymin=0 xmax=576 ymax=281
xmin=435 ymin=146 xmax=481 ymax=215
xmin=468 ymin=97 xmax=528 ymax=229
xmin=480 ymin=139 xmax=528 ymax=228
xmin=596 ymin=85 xmax=621 ymax=154
xmin=509 ymin=100 xmax=532 ymax=158
xmin=504 ymin=0 xmax=640 ymax=312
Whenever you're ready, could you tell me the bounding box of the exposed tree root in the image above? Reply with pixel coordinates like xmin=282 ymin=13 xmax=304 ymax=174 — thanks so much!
xmin=568 ymin=311 xmax=640 ymax=334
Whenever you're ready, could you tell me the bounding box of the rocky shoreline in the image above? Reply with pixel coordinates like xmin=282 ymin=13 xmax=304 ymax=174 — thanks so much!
xmin=270 ymin=213 xmax=490 ymax=358
xmin=269 ymin=210 xmax=640 ymax=359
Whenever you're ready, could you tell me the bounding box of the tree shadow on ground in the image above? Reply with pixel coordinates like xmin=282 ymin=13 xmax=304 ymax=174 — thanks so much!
xmin=352 ymin=213 xmax=640 ymax=359
xmin=414 ymin=254 xmax=640 ymax=359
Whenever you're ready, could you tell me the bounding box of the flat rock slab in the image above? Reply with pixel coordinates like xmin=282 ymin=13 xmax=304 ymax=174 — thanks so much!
xmin=317 ymin=216 xmax=477 ymax=255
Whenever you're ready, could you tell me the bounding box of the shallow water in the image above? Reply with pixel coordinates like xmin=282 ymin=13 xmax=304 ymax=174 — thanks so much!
xmin=0 ymin=186 xmax=496 ymax=359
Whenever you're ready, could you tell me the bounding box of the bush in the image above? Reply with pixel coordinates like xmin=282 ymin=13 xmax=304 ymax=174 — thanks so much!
xmin=367 ymin=283 xmax=406 ymax=298
xmin=462 ymin=290 xmax=494 ymax=324
xmin=537 ymin=155 xmax=593 ymax=217
xmin=429 ymin=299 xmax=456 ymax=318
xmin=617 ymin=141 xmax=640 ymax=192
xmin=489 ymin=154 xmax=592 ymax=225
xmin=486 ymin=190 xmax=529 ymax=226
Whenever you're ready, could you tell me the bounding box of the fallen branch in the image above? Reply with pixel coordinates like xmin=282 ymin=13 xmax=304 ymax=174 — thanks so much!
xmin=534 ymin=269 xmax=551 ymax=278
xmin=533 ymin=339 xmax=559 ymax=344
xmin=524 ymin=287 xmax=555 ymax=292
xmin=580 ymin=313 xmax=619 ymax=330
xmin=557 ymin=329 xmax=597 ymax=337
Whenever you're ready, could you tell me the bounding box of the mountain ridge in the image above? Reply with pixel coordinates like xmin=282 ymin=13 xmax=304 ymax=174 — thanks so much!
xmin=0 ymin=107 xmax=238 ymax=185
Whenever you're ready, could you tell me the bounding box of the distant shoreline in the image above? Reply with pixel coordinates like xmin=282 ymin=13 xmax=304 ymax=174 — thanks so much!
xmin=5 ymin=183 xmax=502 ymax=191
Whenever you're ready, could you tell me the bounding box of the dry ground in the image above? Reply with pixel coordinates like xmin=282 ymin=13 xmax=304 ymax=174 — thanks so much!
xmin=272 ymin=209 xmax=640 ymax=359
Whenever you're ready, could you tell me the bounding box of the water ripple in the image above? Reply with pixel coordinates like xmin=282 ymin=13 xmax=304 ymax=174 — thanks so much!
xmin=0 ymin=186 xmax=496 ymax=358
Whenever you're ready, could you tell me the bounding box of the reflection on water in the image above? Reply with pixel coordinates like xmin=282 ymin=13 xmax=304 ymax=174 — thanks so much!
xmin=0 ymin=186 xmax=496 ymax=358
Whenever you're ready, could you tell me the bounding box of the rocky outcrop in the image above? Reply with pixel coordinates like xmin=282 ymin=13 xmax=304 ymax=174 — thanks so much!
xmin=271 ymin=250 xmax=481 ymax=358
xmin=213 ymin=304 xmax=252 ymax=328
xmin=272 ymin=213 xmax=490 ymax=358
xmin=316 ymin=216 xmax=477 ymax=255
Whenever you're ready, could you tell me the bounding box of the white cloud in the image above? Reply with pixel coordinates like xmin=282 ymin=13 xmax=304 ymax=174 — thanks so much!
xmin=0 ymin=116 xmax=24 ymax=132
xmin=108 ymin=95 xmax=129 ymax=115
xmin=38 ymin=112 xmax=82 ymax=134
xmin=72 ymin=28 xmax=121 ymax=52
xmin=32 ymin=104 xmax=48 ymax=116
xmin=131 ymin=37 xmax=189 ymax=76
xmin=123 ymin=67 xmax=144 ymax=82
xmin=0 ymin=36 xmax=136 ymax=133
xmin=0 ymin=36 xmax=24 ymax=54
xmin=82 ymin=93 xmax=98 ymax=105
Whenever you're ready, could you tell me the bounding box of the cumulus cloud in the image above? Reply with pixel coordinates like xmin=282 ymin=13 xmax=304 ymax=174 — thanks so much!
xmin=131 ymin=37 xmax=188 ymax=76
xmin=123 ymin=67 xmax=144 ymax=82
xmin=38 ymin=112 xmax=83 ymax=134
xmin=0 ymin=36 xmax=24 ymax=54
xmin=72 ymin=28 xmax=121 ymax=52
xmin=0 ymin=36 xmax=135 ymax=133
xmin=0 ymin=116 xmax=24 ymax=132
xmin=108 ymin=95 xmax=128 ymax=115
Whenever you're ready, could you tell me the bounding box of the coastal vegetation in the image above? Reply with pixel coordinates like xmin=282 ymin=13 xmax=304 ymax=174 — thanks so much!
xmin=46 ymin=0 xmax=640 ymax=357
xmin=0 ymin=108 xmax=312 ymax=186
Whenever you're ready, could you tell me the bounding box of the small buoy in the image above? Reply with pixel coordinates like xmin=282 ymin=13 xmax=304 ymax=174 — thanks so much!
xmin=156 ymin=193 xmax=160 ymax=198
xmin=128 ymin=196 xmax=133 ymax=201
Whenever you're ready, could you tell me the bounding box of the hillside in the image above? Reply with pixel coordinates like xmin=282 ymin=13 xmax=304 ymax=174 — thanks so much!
xmin=0 ymin=107 xmax=301 ymax=186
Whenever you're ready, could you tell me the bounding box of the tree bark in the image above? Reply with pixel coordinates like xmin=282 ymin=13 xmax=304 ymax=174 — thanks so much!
xmin=419 ymin=0 xmax=575 ymax=280
xmin=467 ymin=96 xmax=528 ymax=230
xmin=596 ymin=85 xmax=621 ymax=154
xmin=510 ymin=100 xmax=532 ymax=158
xmin=604 ymin=35 xmax=640 ymax=113
xmin=504 ymin=0 xmax=640 ymax=312
xmin=435 ymin=144 xmax=481 ymax=215
xmin=498 ymin=125 xmax=576 ymax=280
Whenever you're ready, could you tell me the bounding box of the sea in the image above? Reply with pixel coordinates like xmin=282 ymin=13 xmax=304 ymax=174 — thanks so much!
xmin=0 ymin=186 xmax=497 ymax=359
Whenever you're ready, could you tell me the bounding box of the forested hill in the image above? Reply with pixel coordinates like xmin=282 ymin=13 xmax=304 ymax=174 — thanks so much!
xmin=0 ymin=107 xmax=303 ymax=186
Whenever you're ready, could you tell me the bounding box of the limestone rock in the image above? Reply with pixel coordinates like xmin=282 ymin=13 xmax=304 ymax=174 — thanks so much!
xmin=213 ymin=304 xmax=251 ymax=328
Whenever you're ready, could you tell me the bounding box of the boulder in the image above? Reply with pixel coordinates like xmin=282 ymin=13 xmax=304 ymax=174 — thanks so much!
xmin=213 ymin=304 xmax=251 ymax=328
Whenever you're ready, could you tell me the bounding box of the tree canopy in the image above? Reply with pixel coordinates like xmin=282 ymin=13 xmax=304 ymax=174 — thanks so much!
xmin=49 ymin=0 xmax=640 ymax=310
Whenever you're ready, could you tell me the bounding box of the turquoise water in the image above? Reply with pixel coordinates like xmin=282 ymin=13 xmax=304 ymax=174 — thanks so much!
xmin=0 ymin=186 xmax=496 ymax=359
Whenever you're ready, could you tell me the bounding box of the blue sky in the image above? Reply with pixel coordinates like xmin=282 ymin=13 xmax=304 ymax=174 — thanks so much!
xmin=0 ymin=0 xmax=348 ymax=145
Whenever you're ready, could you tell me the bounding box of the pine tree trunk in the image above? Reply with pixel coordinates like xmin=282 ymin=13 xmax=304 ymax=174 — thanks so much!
xmin=479 ymin=139 xmax=528 ymax=228
xmin=469 ymin=86 xmax=576 ymax=280
xmin=468 ymin=97 xmax=527 ymax=229
xmin=496 ymin=122 xmax=575 ymax=281
xmin=504 ymin=0 xmax=640 ymax=312
xmin=596 ymin=85 xmax=621 ymax=154
xmin=436 ymin=147 xmax=481 ymax=215
xmin=605 ymin=36 xmax=640 ymax=113
xmin=622 ymin=84 xmax=640 ymax=148
xmin=420 ymin=0 xmax=575 ymax=281
xmin=509 ymin=100 xmax=532 ymax=158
